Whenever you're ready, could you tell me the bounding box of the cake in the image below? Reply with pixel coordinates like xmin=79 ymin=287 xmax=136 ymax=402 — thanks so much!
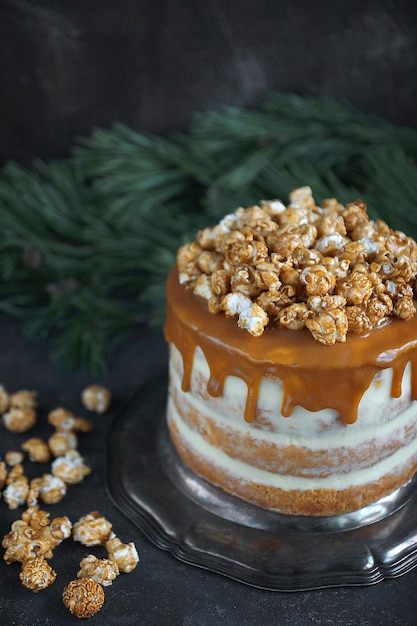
xmin=164 ymin=186 xmax=417 ymax=516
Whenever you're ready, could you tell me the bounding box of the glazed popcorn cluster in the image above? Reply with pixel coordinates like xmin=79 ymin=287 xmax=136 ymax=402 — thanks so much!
xmin=2 ymin=507 xmax=139 ymax=618
xmin=177 ymin=186 xmax=417 ymax=344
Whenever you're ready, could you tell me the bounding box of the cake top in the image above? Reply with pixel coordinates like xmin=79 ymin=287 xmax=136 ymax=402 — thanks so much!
xmin=177 ymin=187 xmax=417 ymax=345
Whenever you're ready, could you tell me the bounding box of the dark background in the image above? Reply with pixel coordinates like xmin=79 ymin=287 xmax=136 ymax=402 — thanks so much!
xmin=1 ymin=2 xmax=417 ymax=625
xmin=0 ymin=0 xmax=417 ymax=167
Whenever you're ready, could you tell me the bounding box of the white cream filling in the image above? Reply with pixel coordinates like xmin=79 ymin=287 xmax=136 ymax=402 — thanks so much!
xmin=170 ymin=357 xmax=417 ymax=450
xmin=168 ymin=398 xmax=417 ymax=491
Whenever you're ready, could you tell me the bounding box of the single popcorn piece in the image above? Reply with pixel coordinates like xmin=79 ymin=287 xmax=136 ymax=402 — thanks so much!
xmin=38 ymin=473 xmax=67 ymax=505
xmin=47 ymin=407 xmax=93 ymax=433
xmin=51 ymin=450 xmax=91 ymax=485
xmin=3 ymin=475 xmax=30 ymax=509
xmin=26 ymin=477 xmax=42 ymax=507
xmin=5 ymin=450 xmax=24 ymax=466
xmin=19 ymin=556 xmax=57 ymax=593
xmin=62 ymin=578 xmax=105 ymax=618
xmin=22 ymin=505 xmax=50 ymax=531
xmin=9 ymin=389 xmax=37 ymax=409
xmin=21 ymin=438 xmax=51 ymax=463
xmin=49 ymin=515 xmax=73 ymax=546
xmin=221 ymin=292 xmax=269 ymax=336
xmin=105 ymin=534 xmax=139 ymax=573
xmin=2 ymin=407 xmax=37 ymax=433
xmin=78 ymin=554 xmax=120 ymax=586
xmin=0 ymin=461 xmax=7 ymax=488
xmin=73 ymin=512 xmax=112 ymax=547
xmin=6 ymin=462 xmax=24 ymax=484
xmin=0 ymin=384 xmax=10 ymax=412
xmin=81 ymin=384 xmax=112 ymax=414
xmin=48 ymin=430 xmax=78 ymax=457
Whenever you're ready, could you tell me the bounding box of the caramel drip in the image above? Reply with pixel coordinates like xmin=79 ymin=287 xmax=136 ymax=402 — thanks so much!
xmin=164 ymin=268 xmax=417 ymax=425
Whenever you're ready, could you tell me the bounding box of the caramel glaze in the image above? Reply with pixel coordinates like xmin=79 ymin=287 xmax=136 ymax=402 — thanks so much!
xmin=164 ymin=268 xmax=417 ymax=425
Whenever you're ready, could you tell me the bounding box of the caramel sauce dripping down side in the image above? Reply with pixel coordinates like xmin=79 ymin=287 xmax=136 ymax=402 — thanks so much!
xmin=164 ymin=268 xmax=417 ymax=425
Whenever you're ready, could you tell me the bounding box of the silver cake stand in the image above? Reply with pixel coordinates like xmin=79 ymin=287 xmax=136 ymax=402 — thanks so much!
xmin=105 ymin=374 xmax=417 ymax=591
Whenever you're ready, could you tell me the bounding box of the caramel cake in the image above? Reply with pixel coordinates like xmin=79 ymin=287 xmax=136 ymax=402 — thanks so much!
xmin=164 ymin=187 xmax=417 ymax=516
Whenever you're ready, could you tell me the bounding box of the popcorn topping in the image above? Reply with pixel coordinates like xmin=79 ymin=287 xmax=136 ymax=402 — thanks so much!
xmin=177 ymin=187 xmax=417 ymax=344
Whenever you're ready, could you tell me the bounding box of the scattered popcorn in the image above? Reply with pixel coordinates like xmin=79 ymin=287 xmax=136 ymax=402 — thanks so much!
xmin=37 ymin=473 xmax=67 ymax=505
xmin=47 ymin=407 xmax=78 ymax=431
xmin=178 ymin=187 xmax=417 ymax=344
xmin=51 ymin=450 xmax=91 ymax=485
xmin=2 ymin=407 xmax=37 ymax=433
xmin=21 ymin=438 xmax=51 ymax=464
xmin=0 ymin=384 xmax=138 ymax=616
xmin=26 ymin=477 xmax=42 ymax=508
xmin=22 ymin=505 xmax=50 ymax=531
xmin=3 ymin=476 xmax=29 ymax=509
xmin=81 ymin=384 xmax=111 ymax=414
xmin=6 ymin=463 xmax=24 ymax=484
xmin=47 ymin=407 xmax=92 ymax=433
xmin=19 ymin=556 xmax=57 ymax=593
xmin=62 ymin=578 xmax=105 ymax=619
xmin=78 ymin=554 xmax=119 ymax=586
xmin=106 ymin=534 xmax=139 ymax=573
xmin=73 ymin=512 xmax=112 ymax=547
xmin=9 ymin=389 xmax=38 ymax=409
xmin=48 ymin=430 xmax=78 ymax=457
xmin=49 ymin=516 xmax=73 ymax=546
xmin=5 ymin=450 xmax=24 ymax=466
xmin=0 ymin=461 xmax=7 ymax=488
xmin=0 ymin=384 xmax=9 ymax=412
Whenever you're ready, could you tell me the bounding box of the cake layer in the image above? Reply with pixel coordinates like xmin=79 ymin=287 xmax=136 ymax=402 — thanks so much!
xmin=168 ymin=411 xmax=417 ymax=515
xmin=169 ymin=345 xmax=417 ymax=478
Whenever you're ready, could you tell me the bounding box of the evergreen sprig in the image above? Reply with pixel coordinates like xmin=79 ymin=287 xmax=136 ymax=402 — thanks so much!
xmin=0 ymin=93 xmax=416 ymax=371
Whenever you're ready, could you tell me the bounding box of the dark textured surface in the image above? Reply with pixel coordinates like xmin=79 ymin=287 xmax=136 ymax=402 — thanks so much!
xmin=1 ymin=2 xmax=417 ymax=624
xmin=1 ymin=319 xmax=417 ymax=625
xmin=0 ymin=0 xmax=417 ymax=166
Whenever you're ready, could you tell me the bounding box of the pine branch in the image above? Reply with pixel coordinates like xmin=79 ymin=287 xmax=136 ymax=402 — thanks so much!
xmin=0 ymin=93 xmax=416 ymax=371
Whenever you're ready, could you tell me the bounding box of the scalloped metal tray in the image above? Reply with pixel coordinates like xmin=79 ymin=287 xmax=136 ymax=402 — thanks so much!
xmin=106 ymin=375 xmax=417 ymax=591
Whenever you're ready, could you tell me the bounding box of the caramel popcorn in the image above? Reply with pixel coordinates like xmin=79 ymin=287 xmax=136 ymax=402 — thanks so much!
xmin=81 ymin=384 xmax=111 ymax=414
xmin=62 ymin=578 xmax=105 ymax=619
xmin=9 ymin=389 xmax=38 ymax=409
xmin=178 ymin=187 xmax=417 ymax=344
xmin=48 ymin=430 xmax=78 ymax=457
xmin=105 ymin=534 xmax=139 ymax=573
xmin=51 ymin=450 xmax=91 ymax=485
xmin=73 ymin=512 xmax=112 ymax=547
xmin=21 ymin=438 xmax=51 ymax=464
xmin=3 ymin=475 xmax=30 ymax=509
xmin=78 ymin=554 xmax=119 ymax=586
xmin=0 ymin=384 xmax=9 ymax=412
xmin=0 ymin=461 xmax=7 ymax=488
xmin=19 ymin=556 xmax=57 ymax=593
xmin=2 ymin=407 xmax=37 ymax=433
xmin=2 ymin=519 xmax=53 ymax=564
xmin=37 ymin=473 xmax=67 ymax=505
xmin=5 ymin=450 xmax=24 ymax=466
